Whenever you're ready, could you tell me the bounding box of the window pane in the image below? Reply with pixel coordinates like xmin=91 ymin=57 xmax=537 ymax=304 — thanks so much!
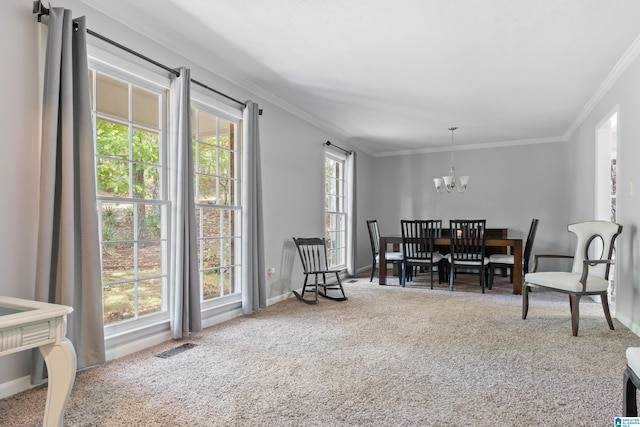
xmin=203 ymin=269 xmax=221 ymax=299
xmin=219 ymin=178 xmax=234 ymax=205
xmin=103 ymin=282 xmax=135 ymax=323
xmin=197 ymin=142 xmax=217 ymax=175
xmin=132 ymin=164 xmax=160 ymax=200
xmin=97 ymin=73 xmax=128 ymax=121
xmin=96 ymin=119 xmax=129 ymax=159
xmin=138 ymin=278 xmax=162 ymax=316
xmin=102 ymin=202 xmax=134 ymax=241
xmin=132 ymin=128 xmax=159 ymax=165
xmin=221 ymin=210 xmax=236 ymax=238
xmin=138 ymin=204 xmax=162 ymax=241
xmin=97 ymin=159 xmax=130 ymax=197
xmin=132 ymin=86 xmax=159 ymax=128
xmin=201 ymin=208 xmax=218 ymax=238
xmin=198 ymin=175 xmax=217 ymax=203
xmin=102 ymin=243 xmax=135 ymax=283
xmin=202 ymin=239 xmax=220 ymax=269
xmin=219 ymin=149 xmax=231 ymax=177
xmin=198 ymin=111 xmax=217 ymax=144
xmin=219 ymin=120 xmax=233 ymax=149
xmin=138 ymin=241 xmax=162 ymax=278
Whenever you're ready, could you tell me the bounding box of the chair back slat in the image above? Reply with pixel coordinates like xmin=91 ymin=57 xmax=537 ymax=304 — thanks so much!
xmin=293 ymin=237 xmax=329 ymax=273
xmin=366 ymin=220 xmax=381 ymax=256
xmin=449 ymin=219 xmax=486 ymax=263
xmin=523 ymin=218 xmax=539 ymax=274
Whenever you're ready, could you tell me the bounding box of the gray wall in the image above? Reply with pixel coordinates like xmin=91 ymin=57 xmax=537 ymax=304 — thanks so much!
xmin=371 ymin=142 xmax=573 ymax=254
xmin=565 ymin=50 xmax=640 ymax=335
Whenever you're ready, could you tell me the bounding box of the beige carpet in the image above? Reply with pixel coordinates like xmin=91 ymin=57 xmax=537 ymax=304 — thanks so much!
xmin=1 ymin=273 xmax=638 ymax=426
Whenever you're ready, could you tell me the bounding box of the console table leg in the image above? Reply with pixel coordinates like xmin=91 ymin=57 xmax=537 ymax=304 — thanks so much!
xmin=39 ymin=338 xmax=77 ymax=427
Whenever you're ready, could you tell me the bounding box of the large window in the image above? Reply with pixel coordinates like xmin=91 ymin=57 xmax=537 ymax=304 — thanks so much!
xmin=191 ymin=103 xmax=242 ymax=302
xmin=325 ymin=152 xmax=347 ymax=268
xmin=90 ymin=68 xmax=169 ymax=327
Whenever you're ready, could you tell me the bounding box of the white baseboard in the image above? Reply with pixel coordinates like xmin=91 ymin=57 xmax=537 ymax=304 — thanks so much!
xmin=615 ymin=312 xmax=640 ymax=337
xmin=0 ymin=375 xmax=36 ymax=400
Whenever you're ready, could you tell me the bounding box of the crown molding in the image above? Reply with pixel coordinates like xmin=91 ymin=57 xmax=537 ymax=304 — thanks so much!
xmin=564 ymin=32 xmax=640 ymax=140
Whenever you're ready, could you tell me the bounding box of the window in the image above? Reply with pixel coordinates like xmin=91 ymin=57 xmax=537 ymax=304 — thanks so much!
xmin=191 ymin=103 xmax=242 ymax=303
xmin=90 ymin=67 xmax=169 ymax=327
xmin=325 ymin=152 xmax=347 ymax=268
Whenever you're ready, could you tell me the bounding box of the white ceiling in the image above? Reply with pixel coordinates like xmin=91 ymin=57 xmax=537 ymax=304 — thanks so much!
xmin=79 ymin=0 xmax=640 ymax=156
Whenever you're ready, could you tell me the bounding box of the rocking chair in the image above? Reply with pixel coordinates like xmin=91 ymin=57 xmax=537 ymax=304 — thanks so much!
xmin=292 ymin=237 xmax=348 ymax=304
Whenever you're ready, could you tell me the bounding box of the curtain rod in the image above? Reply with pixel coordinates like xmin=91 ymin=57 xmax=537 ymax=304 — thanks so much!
xmin=32 ymin=1 xmax=262 ymax=115
xmin=324 ymin=141 xmax=352 ymax=155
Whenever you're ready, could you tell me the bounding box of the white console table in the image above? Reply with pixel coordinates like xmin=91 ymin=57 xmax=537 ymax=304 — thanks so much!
xmin=0 ymin=297 xmax=77 ymax=427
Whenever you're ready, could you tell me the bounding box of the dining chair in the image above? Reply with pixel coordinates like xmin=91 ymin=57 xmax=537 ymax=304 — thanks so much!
xmin=292 ymin=237 xmax=348 ymax=304
xmin=488 ymin=218 xmax=539 ymax=289
xmin=447 ymin=219 xmax=489 ymax=292
xmin=366 ymin=219 xmax=403 ymax=282
xmin=522 ymin=220 xmax=622 ymax=336
xmin=400 ymin=220 xmax=445 ymax=288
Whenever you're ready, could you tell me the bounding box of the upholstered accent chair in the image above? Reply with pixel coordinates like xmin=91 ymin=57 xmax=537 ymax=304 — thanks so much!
xmin=522 ymin=220 xmax=622 ymax=336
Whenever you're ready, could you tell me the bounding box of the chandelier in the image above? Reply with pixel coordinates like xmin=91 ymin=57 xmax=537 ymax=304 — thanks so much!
xmin=434 ymin=127 xmax=469 ymax=193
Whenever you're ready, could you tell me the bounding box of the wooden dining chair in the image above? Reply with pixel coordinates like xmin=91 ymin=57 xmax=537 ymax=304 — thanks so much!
xmin=366 ymin=219 xmax=403 ymax=282
xmin=488 ymin=218 xmax=539 ymax=288
xmin=447 ymin=219 xmax=489 ymax=292
xmin=400 ymin=220 xmax=445 ymax=288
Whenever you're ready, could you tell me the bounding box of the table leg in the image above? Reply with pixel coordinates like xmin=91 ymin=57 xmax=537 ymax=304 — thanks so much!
xmin=39 ymin=338 xmax=77 ymax=427
xmin=513 ymin=239 xmax=523 ymax=295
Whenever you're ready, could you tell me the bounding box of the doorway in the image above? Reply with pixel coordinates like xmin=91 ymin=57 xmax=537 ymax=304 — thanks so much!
xmin=595 ymin=108 xmax=618 ymax=311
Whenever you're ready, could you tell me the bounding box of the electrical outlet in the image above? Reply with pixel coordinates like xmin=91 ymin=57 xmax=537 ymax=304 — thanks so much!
xmin=267 ymin=267 xmax=276 ymax=279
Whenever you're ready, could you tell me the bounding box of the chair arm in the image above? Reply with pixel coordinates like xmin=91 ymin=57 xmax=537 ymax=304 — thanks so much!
xmin=578 ymin=259 xmax=615 ymax=290
xmin=531 ymin=254 xmax=574 ymax=273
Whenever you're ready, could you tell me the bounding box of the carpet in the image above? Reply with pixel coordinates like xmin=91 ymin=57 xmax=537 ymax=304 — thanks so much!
xmin=0 ymin=273 xmax=637 ymax=426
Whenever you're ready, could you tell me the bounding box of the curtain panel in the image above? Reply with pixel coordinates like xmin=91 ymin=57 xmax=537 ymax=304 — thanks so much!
xmin=32 ymin=8 xmax=105 ymax=384
xmin=169 ymin=68 xmax=202 ymax=339
xmin=241 ymin=101 xmax=266 ymax=314
xmin=346 ymin=151 xmax=357 ymax=276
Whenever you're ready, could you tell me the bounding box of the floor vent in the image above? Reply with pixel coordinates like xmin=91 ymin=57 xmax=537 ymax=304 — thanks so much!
xmin=156 ymin=343 xmax=197 ymax=358
xmin=348 ymin=279 xmax=358 ymax=283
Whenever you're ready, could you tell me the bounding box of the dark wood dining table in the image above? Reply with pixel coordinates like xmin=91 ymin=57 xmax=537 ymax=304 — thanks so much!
xmin=378 ymin=235 xmax=524 ymax=294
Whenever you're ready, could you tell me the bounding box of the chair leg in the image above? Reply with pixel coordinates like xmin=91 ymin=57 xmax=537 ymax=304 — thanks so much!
xmin=601 ymin=293 xmax=615 ymax=331
xmin=569 ymin=293 xmax=581 ymax=336
xmin=370 ymin=259 xmax=377 ymax=282
xmin=449 ymin=264 xmax=454 ymax=291
xmin=293 ymin=274 xmax=319 ymax=305
xmin=522 ymin=284 xmax=530 ymax=319
xmin=624 ymin=366 xmax=639 ymax=417
xmin=480 ymin=266 xmax=485 ymax=294
xmin=488 ymin=266 xmax=494 ymax=289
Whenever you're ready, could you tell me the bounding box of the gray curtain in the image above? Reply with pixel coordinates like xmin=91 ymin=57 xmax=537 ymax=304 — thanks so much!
xmin=346 ymin=151 xmax=357 ymax=276
xmin=169 ymin=67 xmax=202 ymax=339
xmin=32 ymin=8 xmax=105 ymax=385
xmin=241 ymin=101 xmax=266 ymax=314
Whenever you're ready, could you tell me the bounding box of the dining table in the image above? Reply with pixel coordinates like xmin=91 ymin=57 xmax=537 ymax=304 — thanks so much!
xmin=378 ymin=234 xmax=524 ymax=294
